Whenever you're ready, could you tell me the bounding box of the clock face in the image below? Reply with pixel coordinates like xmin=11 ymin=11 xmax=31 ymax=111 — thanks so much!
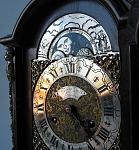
xmin=33 ymin=12 xmax=120 ymax=150
xmin=33 ymin=57 xmax=121 ymax=150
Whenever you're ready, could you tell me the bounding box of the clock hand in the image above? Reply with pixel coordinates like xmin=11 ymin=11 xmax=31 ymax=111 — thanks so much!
xmin=69 ymin=106 xmax=100 ymax=145
xmin=69 ymin=105 xmax=81 ymax=121
xmin=65 ymin=105 xmax=97 ymax=140
xmin=65 ymin=105 xmax=81 ymax=122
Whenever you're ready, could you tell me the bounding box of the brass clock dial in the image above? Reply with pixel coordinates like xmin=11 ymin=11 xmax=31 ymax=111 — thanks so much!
xmin=33 ymin=57 xmax=121 ymax=150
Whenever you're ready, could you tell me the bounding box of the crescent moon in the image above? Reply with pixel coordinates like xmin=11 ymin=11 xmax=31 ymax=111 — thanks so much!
xmin=56 ymin=86 xmax=86 ymax=101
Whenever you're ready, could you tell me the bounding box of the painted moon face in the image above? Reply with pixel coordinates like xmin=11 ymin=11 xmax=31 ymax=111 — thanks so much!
xmin=57 ymin=37 xmax=72 ymax=55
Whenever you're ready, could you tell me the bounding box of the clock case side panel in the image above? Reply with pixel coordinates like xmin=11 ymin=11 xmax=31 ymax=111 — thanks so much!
xmin=10 ymin=47 xmax=50 ymax=150
xmin=13 ymin=48 xmax=37 ymax=150
xmin=119 ymin=1 xmax=139 ymax=150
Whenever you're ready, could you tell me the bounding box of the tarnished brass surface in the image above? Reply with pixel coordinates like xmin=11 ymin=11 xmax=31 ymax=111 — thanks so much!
xmin=46 ymin=75 xmax=101 ymax=143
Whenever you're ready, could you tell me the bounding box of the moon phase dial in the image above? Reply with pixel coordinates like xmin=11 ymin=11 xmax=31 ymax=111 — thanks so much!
xmin=38 ymin=13 xmax=112 ymax=60
xmin=33 ymin=57 xmax=121 ymax=150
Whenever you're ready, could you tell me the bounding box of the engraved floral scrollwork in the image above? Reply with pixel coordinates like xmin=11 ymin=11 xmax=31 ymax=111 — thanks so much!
xmin=92 ymin=53 xmax=120 ymax=93
xmin=32 ymin=60 xmax=51 ymax=90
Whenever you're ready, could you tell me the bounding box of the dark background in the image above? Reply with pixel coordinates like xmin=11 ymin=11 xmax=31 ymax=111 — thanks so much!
xmin=0 ymin=0 xmax=29 ymax=149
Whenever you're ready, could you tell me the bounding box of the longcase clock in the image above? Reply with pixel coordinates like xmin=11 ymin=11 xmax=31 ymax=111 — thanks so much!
xmin=0 ymin=0 xmax=135 ymax=150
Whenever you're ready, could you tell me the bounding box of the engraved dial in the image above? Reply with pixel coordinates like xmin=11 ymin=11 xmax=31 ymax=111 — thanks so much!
xmin=33 ymin=57 xmax=121 ymax=150
xmin=46 ymin=75 xmax=101 ymax=144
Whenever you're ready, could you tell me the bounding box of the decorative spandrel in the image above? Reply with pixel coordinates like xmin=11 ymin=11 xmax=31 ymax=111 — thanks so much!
xmin=32 ymin=60 xmax=51 ymax=90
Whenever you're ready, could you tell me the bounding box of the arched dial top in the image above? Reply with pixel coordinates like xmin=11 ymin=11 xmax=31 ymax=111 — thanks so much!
xmin=33 ymin=57 xmax=121 ymax=150
xmin=37 ymin=13 xmax=114 ymax=60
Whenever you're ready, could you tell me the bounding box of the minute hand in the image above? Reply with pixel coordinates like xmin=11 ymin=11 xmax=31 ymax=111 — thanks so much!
xmin=68 ymin=105 xmax=92 ymax=138
xmin=68 ymin=105 xmax=100 ymax=145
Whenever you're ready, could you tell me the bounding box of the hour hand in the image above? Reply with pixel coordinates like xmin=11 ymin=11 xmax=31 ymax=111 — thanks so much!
xmin=65 ymin=105 xmax=81 ymax=120
xmin=64 ymin=105 xmax=96 ymax=138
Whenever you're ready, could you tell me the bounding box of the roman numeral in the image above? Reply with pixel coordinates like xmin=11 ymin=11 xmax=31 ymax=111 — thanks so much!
xmin=103 ymin=95 xmax=113 ymax=106
xmin=85 ymin=66 xmax=92 ymax=78
xmin=62 ymin=144 xmax=65 ymax=150
xmin=50 ymin=135 xmax=59 ymax=148
xmin=87 ymin=142 xmax=95 ymax=150
xmin=97 ymin=84 xmax=108 ymax=94
xmin=49 ymin=69 xmax=58 ymax=78
xmin=104 ymin=106 xmax=114 ymax=117
xmin=97 ymin=127 xmax=109 ymax=141
xmin=37 ymin=103 xmax=44 ymax=111
xmin=65 ymin=62 xmax=75 ymax=73
xmin=40 ymin=87 xmax=47 ymax=90
xmin=68 ymin=145 xmax=74 ymax=150
xmin=40 ymin=119 xmax=48 ymax=133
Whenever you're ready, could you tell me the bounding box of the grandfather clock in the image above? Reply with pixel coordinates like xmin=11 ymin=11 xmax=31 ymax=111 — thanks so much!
xmin=0 ymin=0 xmax=137 ymax=150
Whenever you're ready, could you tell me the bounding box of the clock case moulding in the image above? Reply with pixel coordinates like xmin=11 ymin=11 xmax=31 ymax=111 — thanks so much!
xmin=0 ymin=0 xmax=138 ymax=150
